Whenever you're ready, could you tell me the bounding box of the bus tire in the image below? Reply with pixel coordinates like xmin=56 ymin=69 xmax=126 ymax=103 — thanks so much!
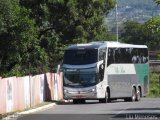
xmin=105 ymin=89 xmax=111 ymax=103
xmin=73 ymin=99 xmax=78 ymax=104
xmin=73 ymin=99 xmax=85 ymax=104
xmin=99 ymin=99 xmax=105 ymax=103
xmin=130 ymin=87 xmax=136 ymax=102
xmin=124 ymin=98 xmax=130 ymax=102
xmin=136 ymin=87 xmax=141 ymax=101
xmin=80 ymin=99 xmax=85 ymax=104
xmin=99 ymin=89 xmax=111 ymax=103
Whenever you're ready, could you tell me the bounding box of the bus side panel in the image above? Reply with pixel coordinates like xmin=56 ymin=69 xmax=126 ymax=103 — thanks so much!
xmin=108 ymin=75 xmax=139 ymax=98
xmin=135 ymin=64 xmax=149 ymax=96
xmin=106 ymin=64 xmax=140 ymax=98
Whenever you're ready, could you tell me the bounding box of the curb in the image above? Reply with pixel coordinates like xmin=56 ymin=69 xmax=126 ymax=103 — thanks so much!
xmin=18 ymin=103 xmax=56 ymax=115
xmin=2 ymin=100 xmax=73 ymax=120
xmin=1 ymin=103 xmax=57 ymax=120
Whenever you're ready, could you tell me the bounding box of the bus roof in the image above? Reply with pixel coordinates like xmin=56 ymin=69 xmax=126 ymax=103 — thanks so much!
xmin=66 ymin=42 xmax=106 ymax=50
xmin=66 ymin=41 xmax=148 ymax=50
xmin=105 ymin=41 xmax=148 ymax=48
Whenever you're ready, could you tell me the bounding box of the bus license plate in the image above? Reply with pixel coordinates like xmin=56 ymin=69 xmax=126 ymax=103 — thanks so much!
xmin=76 ymin=95 xmax=83 ymax=98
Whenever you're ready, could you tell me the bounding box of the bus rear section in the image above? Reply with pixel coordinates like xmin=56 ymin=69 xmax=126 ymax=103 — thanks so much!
xmin=106 ymin=46 xmax=149 ymax=102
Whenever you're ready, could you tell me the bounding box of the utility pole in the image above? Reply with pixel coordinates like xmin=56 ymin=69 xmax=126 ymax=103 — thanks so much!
xmin=115 ymin=0 xmax=119 ymax=42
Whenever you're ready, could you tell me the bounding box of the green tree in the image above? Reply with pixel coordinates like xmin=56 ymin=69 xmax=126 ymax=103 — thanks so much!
xmin=0 ymin=0 xmax=116 ymax=77
xmin=120 ymin=17 xmax=160 ymax=49
xmin=20 ymin=0 xmax=116 ymax=70
xmin=120 ymin=21 xmax=145 ymax=44
xmin=143 ymin=17 xmax=160 ymax=49
xmin=154 ymin=0 xmax=160 ymax=5
xmin=47 ymin=0 xmax=115 ymax=43
xmin=0 ymin=0 xmax=48 ymax=77
xmin=20 ymin=0 xmax=115 ymax=42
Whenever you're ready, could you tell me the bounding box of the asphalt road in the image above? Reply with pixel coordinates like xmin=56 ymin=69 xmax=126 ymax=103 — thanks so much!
xmin=18 ymin=98 xmax=160 ymax=120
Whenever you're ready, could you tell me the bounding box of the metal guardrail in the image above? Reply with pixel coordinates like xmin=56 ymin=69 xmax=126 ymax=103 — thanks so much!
xmin=149 ymin=60 xmax=160 ymax=64
xmin=150 ymin=60 xmax=160 ymax=72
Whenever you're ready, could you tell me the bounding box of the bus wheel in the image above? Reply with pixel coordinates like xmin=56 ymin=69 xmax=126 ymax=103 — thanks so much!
xmin=73 ymin=99 xmax=78 ymax=104
xmin=105 ymin=90 xmax=111 ymax=103
xmin=136 ymin=87 xmax=141 ymax=101
xmin=131 ymin=88 xmax=136 ymax=102
xmin=79 ymin=99 xmax=85 ymax=104
xmin=124 ymin=98 xmax=130 ymax=102
xmin=73 ymin=99 xmax=85 ymax=104
xmin=99 ymin=89 xmax=111 ymax=103
xmin=99 ymin=99 xmax=105 ymax=103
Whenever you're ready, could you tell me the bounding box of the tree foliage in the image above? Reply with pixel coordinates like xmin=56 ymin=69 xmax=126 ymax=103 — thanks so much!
xmin=154 ymin=0 xmax=160 ymax=5
xmin=20 ymin=0 xmax=115 ymax=43
xmin=120 ymin=17 xmax=160 ymax=50
xmin=0 ymin=0 xmax=48 ymax=76
xmin=0 ymin=0 xmax=115 ymax=77
xmin=120 ymin=21 xmax=144 ymax=44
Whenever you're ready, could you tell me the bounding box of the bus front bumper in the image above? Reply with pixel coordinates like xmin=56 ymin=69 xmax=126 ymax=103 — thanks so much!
xmin=63 ymin=87 xmax=97 ymax=100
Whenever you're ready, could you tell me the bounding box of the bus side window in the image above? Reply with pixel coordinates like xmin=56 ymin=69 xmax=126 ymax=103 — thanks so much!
xmin=138 ymin=48 xmax=148 ymax=63
xmin=143 ymin=48 xmax=149 ymax=63
xmin=99 ymin=48 xmax=106 ymax=61
xmin=126 ymin=48 xmax=132 ymax=63
xmin=99 ymin=48 xmax=106 ymax=81
xmin=107 ymin=48 xmax=114 ymax=66
xmin=132 ymin=48 xmax=138 ymax=63
xmin=131 ymin=48 xmax=149 ymax=64
xmin=137 ymin=49 xmax=141 ymax=63
xmin=115 ymin=48 xmax=120 ymax=63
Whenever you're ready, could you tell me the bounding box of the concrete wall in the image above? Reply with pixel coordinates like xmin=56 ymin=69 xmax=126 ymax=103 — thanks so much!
xmin=0 ymin=72 xmax=63 ymax=115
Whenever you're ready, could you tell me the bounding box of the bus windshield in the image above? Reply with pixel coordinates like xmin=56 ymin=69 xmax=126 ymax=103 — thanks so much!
xmin=64 ymin=68 xmax=98 ymax=87
xmin=63 ymin=49 xmax=98 ymax=65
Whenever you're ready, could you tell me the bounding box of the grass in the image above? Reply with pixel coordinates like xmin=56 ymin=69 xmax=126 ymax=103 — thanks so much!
xmin=147 ymin=72 xmax=160 ymax=98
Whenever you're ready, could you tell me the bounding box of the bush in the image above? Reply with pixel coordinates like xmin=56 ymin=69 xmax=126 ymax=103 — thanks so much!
xmin=148 ymin=72 xmax=160 ymax=97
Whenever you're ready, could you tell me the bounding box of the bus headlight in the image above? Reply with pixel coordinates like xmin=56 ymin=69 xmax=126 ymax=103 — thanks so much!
xmin=91 ymin=88 xmax=96 ymax=92
xmin=64 ymin=89 xmax=68 ymax=93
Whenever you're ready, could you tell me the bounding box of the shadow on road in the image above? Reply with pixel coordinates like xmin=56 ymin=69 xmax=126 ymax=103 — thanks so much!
xmin=18 ymin=113 xmax=160 ymax=120
xmin=113 ymin=113 xmax=160 ymax=119
xmin=52 ymin=99 xmax=128 ymax=105
xmin=54 ymin=100 xmax=99 ymax=105
xmin=111 ymin=107 xmax=160 ymax=119
xmin=127 ymin=107 xmax=160 ymax=111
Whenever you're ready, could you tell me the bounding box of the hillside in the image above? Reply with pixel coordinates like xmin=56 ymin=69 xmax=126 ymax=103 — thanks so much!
xmin=106 ymin=0 xmax=160 ymax=30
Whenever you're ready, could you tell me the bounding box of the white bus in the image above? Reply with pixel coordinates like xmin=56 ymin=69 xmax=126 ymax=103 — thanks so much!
xmin=62 ymin=41 xmax=149 ymax=104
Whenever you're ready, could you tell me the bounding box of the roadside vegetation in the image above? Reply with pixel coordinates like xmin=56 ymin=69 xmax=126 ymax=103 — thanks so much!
xmin=0 ymin=0 xmax=115 ymax=77
xmin=148 ymin=72 xmax=160 ymax=97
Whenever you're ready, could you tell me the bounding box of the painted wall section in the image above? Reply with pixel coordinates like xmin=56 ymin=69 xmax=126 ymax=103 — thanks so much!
xmin=0 ymin=73 xmax=63 ymax=115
